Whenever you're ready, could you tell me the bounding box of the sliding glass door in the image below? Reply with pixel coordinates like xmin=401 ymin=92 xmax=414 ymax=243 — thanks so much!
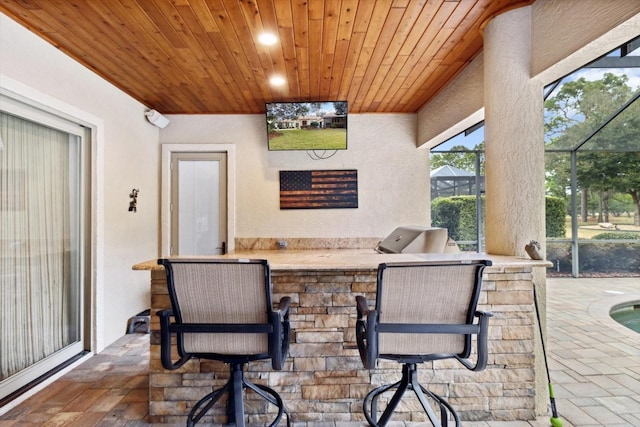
xmin=0 ymin=106 xmax=86 ymax=402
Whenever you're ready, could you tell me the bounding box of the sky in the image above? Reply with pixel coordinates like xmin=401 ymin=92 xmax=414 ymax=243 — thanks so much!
xmin=576 ymin=68 xmax=640 ymax=90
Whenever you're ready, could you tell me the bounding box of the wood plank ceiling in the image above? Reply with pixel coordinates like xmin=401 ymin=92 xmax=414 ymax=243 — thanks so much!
xmin=0 ymin=0 xmax=533 ymax=114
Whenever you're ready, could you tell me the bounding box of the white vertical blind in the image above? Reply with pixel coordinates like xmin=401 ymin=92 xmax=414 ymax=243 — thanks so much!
xmin=0 ymin=106 xmax=83 ymax=399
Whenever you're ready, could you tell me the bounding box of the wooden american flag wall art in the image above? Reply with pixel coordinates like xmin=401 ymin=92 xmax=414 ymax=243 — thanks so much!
xmin=279 ymin=170 xmax=358 ymax=209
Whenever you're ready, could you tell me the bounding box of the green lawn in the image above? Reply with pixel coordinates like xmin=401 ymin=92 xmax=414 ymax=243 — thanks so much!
xmin=269 ymin=128 xmax=346 ymax=150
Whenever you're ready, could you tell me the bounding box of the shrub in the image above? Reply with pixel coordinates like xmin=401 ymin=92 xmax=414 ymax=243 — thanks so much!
xmin=545 ymin=197 xmax=566 ymax=238
xmin=546 ymin=242 xmax=572 ymax=274
xmin=431 ymin=196 xmax=481 ymax=241
xmin=547 ymin=240 xmax=640 ymax=275
xmin=432 ymin=195 xmax=565 ymax=240
xmin=592 ymin=232 xmax=640 ymax=240
xmin=579 ymin=241 xmax=640 ymax=274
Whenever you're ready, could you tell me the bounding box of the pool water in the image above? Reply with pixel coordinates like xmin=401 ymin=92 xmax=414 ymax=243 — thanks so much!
xmin=610 ymin=304 xmax=640 ymax=333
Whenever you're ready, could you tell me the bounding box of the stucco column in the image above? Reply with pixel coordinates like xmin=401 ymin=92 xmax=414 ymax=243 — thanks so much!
xmin=483 ymin=6 xmax=545 ymax=256
xmin=483 ymin=6 xmax=548 ymax=418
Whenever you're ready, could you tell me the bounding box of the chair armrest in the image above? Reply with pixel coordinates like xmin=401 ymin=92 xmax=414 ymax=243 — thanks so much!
xmin=475 ymin=310 xmax=493 ymax=370
xmin=356 ymin=295 xmax=371 ymax=318
xmin=157 ymin=309 xmax=191 ymax=370
xmin=276 ymin=296 xmax=291 ymax=318
xmin=456 ymin=310 xmax=493 ymax=371
xmin=270 ymin=296 xmax=292 ymax=370
xmin=355 ymin=295 xmax=378 ymax=369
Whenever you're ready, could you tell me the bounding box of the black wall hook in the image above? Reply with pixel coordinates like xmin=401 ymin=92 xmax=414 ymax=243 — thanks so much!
xmin=128 ymin=188 xmax=139 ymax=212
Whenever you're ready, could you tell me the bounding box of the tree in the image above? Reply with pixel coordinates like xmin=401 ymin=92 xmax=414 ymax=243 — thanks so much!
xmin=333 ymin=101 xmax=347 ymax=115
xmin=266 ymin=103 xmax=310 ymax=133
xmin=545 ymin=152 xmax=571 ymax=200
xmin=266 ymin=102 xmax=309 ymax=121
xmin=309 ymin=103 xmax=323 ymax=116
xmin=430 ymin=143 xmax=484 ymax=174
xmin=545 ymin=73 xmax=640 ymax=225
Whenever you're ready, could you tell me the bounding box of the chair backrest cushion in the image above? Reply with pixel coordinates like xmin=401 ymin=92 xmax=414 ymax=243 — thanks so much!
xmin=377 ymin=262 xmax=481 ymax=356
xmin=168 ymin=260 xmax=270 ymax=355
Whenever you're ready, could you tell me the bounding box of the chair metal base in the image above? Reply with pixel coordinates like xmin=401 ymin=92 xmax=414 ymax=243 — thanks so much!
xmin=363 ymin=363 xmax=460 ymax=427
xmin=187 ymin=362 xmax=290 ymax=427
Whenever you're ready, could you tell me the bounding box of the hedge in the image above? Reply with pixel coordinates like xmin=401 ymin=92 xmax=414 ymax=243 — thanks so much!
xmin=545 ymin=196 xmax=566 ymax=238
xmin=547 ymin=240 xmax=640 ymax=275
xmin=431 ymin=196 xmax=479 ymax=242
xmin=592 ymin=232 xmax=640 ymax=240
xmin=431 ymin=195 xmax=566 ymax=240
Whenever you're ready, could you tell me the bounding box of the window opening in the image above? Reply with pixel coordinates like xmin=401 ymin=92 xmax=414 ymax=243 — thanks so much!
xmin=430 ymin=126 xmax=485 ymax=252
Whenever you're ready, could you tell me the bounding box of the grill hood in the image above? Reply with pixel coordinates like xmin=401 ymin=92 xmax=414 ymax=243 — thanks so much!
xmin=376 ymin=226 xmax=456 ymax=254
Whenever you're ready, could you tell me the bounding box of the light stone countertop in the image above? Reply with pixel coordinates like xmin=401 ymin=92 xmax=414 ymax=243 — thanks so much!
xmin=132 ymin=249 xmax=552 ymax=271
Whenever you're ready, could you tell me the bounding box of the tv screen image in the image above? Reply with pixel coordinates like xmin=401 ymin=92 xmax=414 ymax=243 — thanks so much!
xmin=266 ymin=101 xmax=347 ymax=151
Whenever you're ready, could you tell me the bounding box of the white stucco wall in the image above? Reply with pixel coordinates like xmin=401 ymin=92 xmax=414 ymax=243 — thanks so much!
xmin=416 ymin=53 xmax=485 ymax=149
xmin=0 ymin=13 xmax=159 ymax=351
xmin=159 ymin=113 xmax=430 ymax=240
xmin=531 ymin=0 xmax=640 ymax=83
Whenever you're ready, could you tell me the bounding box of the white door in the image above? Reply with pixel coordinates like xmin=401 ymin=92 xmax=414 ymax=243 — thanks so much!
xmin=170 ymin=152 xmax=227 ymax=255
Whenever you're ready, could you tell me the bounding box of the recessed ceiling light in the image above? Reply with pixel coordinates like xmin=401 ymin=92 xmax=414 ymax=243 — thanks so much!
xmin=269 ymin=76 xmax=286 ymax=86
xmin=258 ymin=32 xmax=278 ymax=46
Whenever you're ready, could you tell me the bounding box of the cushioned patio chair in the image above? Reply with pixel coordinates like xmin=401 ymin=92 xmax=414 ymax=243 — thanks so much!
xmin=355 ymin=260 xmax=492 ymax=426
xmin=157 ymin=258 xmax=291 ymax=427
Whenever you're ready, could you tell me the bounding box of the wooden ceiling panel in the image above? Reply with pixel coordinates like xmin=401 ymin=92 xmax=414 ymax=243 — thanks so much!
xmin=0 ymin=0 xmax=534 ymax=114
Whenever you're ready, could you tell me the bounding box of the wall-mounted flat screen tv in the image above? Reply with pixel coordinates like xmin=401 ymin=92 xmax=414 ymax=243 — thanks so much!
xmin=266 ymin=101 xmax=348 ymax=151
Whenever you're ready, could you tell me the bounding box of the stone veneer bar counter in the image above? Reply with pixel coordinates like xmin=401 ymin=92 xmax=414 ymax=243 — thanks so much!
xmin=133 ymin=250 xmax=550 ymax=425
